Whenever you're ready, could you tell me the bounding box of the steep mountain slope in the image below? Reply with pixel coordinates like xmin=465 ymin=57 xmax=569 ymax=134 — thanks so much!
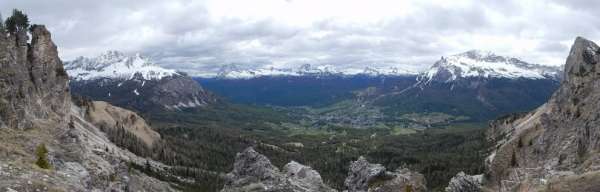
xmin=65 ymin=51 xmax=217 ymax=112
xmin=374 ymin=50 xmax=562 ymax=121
xmin=81 ymin=100 xmax=161 ymax=147
xmin=0 ymin=25 xmax=175 ymax=191
xmin=450 ymin=37 xmax=600 ymax=192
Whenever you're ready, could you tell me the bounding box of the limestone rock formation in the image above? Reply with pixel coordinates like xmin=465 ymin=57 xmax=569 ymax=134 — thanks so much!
xmin=345 ymin=156 xmax=427 ymax=192
xmin=444 ymin=172 xmax=482 ymax=192
xmin=221 ymin=149 xmax=428 ymax=192
xmin=221 ymin=147 xmax=337 ymax=192
xmin=477 ymin=37 xmax=600 ymax=191
xmin=0 ymin=25 xmax=176 ymax=191
xmin=0 ymin=25 xmax=70 ymax=130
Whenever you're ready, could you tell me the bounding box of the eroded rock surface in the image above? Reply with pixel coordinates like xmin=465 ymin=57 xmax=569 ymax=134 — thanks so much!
xmin=221 ymin=149 xmax=427 ymax=192
xmin=444 ymin=172 xmax=482 ymax=192
xmin=479 ymin=37 xmax=600 ymax=191
xmin=221 ymin=147 xmax=336 ymax=192
xmin=345 ymin=156 xmax=427 ymax=192
xmin=0 ymin=25 xmax=70 ymax=130
xmin=0 ymin=25 xmax=176 ymax=191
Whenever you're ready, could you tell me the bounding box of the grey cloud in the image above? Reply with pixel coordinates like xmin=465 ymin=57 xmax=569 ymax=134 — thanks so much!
xmin=1 ymin=0 xmax=598 ymax=75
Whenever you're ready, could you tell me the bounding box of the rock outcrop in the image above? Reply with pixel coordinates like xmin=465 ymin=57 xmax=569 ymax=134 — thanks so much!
xmin=0 ymin=25 xmax=70 ymax=130
xmin=221 ymin=147 xmax=336 ymax=192
xmin=222 ymin=148 xmax=426 ymax=192
xmin=444 ymin=172 xmax=482 ymax=192
xmin=345 ymin=156 xmax=427 ymax=192
xmin=456 ymin=37 xmax=600 ymax=192
xmin=0 ymin=25 xmax=175 ymax=191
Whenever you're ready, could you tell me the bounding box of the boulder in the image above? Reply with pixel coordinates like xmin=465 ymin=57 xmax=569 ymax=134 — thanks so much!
xmin=221 ymin=147 xmax=336 ymax=192
xmin=444 ymin=172 xmax=482 ymax=192
xmin=344 ymin=156 xmax=427 ymax=192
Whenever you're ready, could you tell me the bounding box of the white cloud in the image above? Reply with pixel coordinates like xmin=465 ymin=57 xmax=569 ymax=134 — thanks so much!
xmin=1 ymin=0 xmax=598 ymax=76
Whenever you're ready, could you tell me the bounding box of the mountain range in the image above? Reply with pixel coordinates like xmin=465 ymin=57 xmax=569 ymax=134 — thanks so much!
xmin=4 ymin=11 xmax=600 ymax=192
xmin=64 ymin=48 xmax=563 ymax=129
xmin=64 ymin=51 xmax=217 ymax=112
xmin=195 ymin=50 xmax=563 ymax=128
xmin=208 ymin=50 xmax=561 ymax=80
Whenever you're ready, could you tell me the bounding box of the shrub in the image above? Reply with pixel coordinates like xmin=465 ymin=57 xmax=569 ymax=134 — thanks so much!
xmin=35 ymin=143 xmax=51 ymax=169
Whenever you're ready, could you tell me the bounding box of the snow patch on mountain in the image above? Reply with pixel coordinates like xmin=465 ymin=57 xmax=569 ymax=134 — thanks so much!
xmin=420 ymin=50 xmax=561 ymax=83
xmin=65 ymin=51 xmax=179 ymax=81
xmin=213 ymin=63 xmax=420 ymax=79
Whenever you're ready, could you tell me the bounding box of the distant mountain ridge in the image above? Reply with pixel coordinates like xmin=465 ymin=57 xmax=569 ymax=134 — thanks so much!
xmin=65 ymin=51 xmax=217 ymax=112
xmin=372 ymin=51 xmax=562 ymax=121
xmin=213 ymin=63 xmax=420 ymax=79
xmin=202 ymin=50 xmax=562 ymax=80
xmin=419 ymin=50 xmax=562 ymax=83
xmin=65 ymin=50 xmax=180 ymax=81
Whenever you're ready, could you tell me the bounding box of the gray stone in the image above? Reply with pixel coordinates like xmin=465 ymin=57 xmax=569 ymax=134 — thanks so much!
xmin=221 ymin=147 xmax=336 ymax=192
xmin=481 ymin=37 xmax=600 ymax=191
xmin=344 ymin=156 xmax=426 ymax=192
xmin=444 ymin=172 xmax=482 ymax=192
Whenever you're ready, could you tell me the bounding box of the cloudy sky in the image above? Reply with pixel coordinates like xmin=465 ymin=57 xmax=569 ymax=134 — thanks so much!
xmin=1 ymin=0 xmax=598 ymax=76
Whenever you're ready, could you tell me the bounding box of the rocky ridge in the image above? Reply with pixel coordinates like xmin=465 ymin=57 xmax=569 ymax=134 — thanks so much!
xmin=448 ymin=37 xmax=600 ymax=192
xmin=221 ymin=147 xmax=426 ymax=192
xmin=0 ymin=25 xmax=176 ymax=191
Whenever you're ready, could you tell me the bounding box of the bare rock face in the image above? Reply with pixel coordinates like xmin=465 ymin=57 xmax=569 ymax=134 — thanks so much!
xmin=344 ymin=156 xmax=427 ymax=192
xmin=221 ymin=149 xmax=428 ymax=192
xmin=221 ymin=147 xmax=336 ymax=192
xmin=283 ymin=161 xmax=335 ymax=192
xmin=152 ymin=74 xmax=217 ymax=110
xmin=444 ymin=172 xmax=482 ymax=192
xmin=0 ymin=26 xmax=176 ymax=191
xmin=0 ymin=25 xmax=70 ymax=129
xmin=482 ymin=37 xmax=600 ymax=191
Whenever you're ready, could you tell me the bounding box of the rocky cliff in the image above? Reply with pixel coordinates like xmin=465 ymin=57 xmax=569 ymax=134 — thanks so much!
xmin=0 ymin=25 xmax=70 ymax=130
xmin=0 ymin=25 xmax=176 ymax=191
xmin=221 ymin=147 xmax=426 ymax=192
xmin=450 ymin=37 xmax=600 ymax=192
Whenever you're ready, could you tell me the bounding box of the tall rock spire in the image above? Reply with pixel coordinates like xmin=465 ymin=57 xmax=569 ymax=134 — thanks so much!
xmin=0 ymin=25 xmax=70 ymax=129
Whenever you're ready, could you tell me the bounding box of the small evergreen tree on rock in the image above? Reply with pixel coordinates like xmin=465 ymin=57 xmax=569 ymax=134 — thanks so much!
xmin=4 ymin=9 xmax=29 ymax=33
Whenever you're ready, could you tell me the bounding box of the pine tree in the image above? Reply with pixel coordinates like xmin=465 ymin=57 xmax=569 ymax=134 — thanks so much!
xmin=4 ymin=9 xmax=29 ymax=33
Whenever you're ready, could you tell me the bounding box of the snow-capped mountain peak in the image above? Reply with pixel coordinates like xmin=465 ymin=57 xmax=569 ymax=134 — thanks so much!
xmin=65 ymin=51 xmax=179 ymax=81
xmin=213 ymin=63 xmax=419 ymax=79
xmin=420 ymin=50 xmax=562 ymax=83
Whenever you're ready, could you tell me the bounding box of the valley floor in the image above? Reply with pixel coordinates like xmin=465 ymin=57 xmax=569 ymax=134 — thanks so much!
xmin=145 ymin=104 xmax=489 ymax=191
